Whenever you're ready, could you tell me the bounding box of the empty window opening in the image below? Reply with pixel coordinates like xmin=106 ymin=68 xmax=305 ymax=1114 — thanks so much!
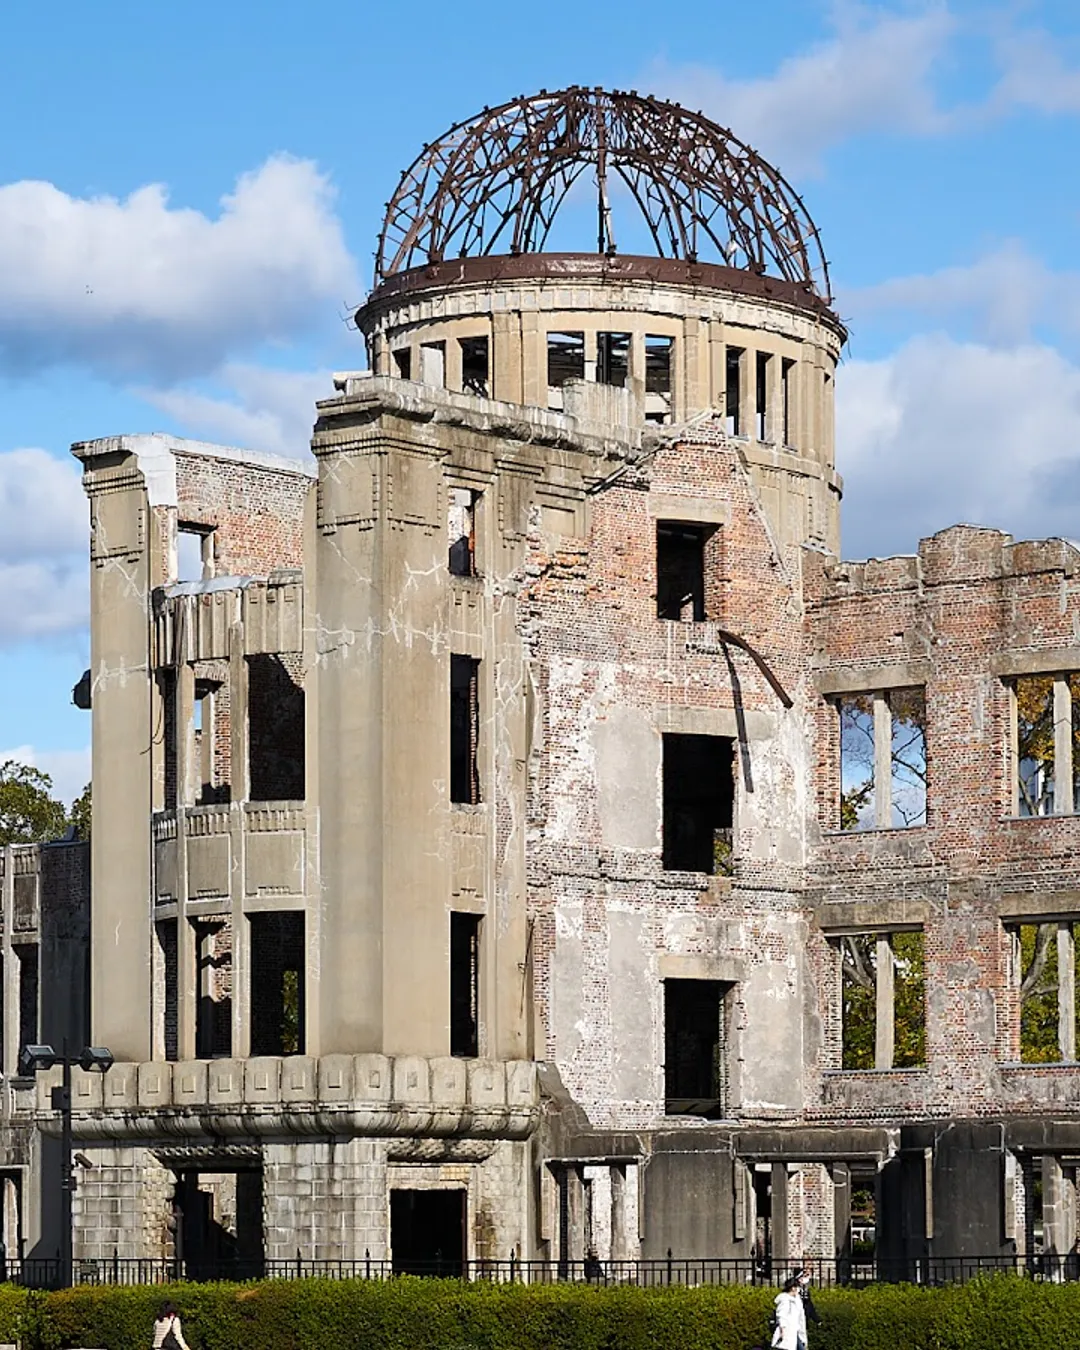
xmin=448 ymin=488 xmax=479 ymax=578
xmin=14 ymin=945 xmax=37 ymax=1061
xmin=839 ymin=930 xmax=925 ymax=1070
xmin=460 ymin=336 xmax=489 ymax=396
xmin=393 ymin=347 xmax=412 ymax=380
xmin=247 ymin=654 xmax=305 ymax=802
xmin=420 ymin=341 xmax=446 ymax=388
xmin=177 ymin=524 xmax=215 ymax=583
xmin=547 ymin=331 xmax=585 ymax=389
xmin=837 ymin=688 xmax=927 ymax=831
xmin=173 ymin=1168 xmax=264 ymax=1282
xmin=193 ymin=919 xmax=232 ymax=1060
xmin=725 ymin=347 xmax=745 ymax=436
xmin=156 ymin=919 xmax=179 ymax=1062
xmin=664 ymin=978 xmax=728 ymax=1117
xmin=656 ymin=521 xmax=716 ymax=622
xmin=781 ymin=358 xmax=795 ymax=446
xmin=390 ymin=1189 xmax=466 ymax=1277
xmin=1013 ymin=922 xmax=1079 ymax=1063
xmin=756 ymin=352 xmax=771 ymax=441
xmin=193 ymin=677 xmax=230 ymax=807
xmin=450 ymin=655 xmax=481 ymax=805
xmin=450 ymin=912 xmax=481 ymax=1057
xmin=662 ymin=734 xmax=735 ymax=874
xmin=1012 ymin=673 xmax=1080 ymax=816
xmin=644 ymin=335 xmax=673 ymax=424
xmin=159 ymin=671 xmax=178 ymax=812
xmin=249 ymin=911 xmax=305 ymax=1057
xmin=597 ymin=332 xmax=630 ymax=387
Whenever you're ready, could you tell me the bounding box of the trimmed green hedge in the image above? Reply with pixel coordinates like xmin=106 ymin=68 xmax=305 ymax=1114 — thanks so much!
xmin=5 ymin=1275 xmax=1080 ymax=1350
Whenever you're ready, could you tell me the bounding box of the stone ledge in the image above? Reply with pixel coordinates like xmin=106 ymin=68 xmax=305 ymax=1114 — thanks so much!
xmin=29 ymin=1054 xmax=540 ymax=1145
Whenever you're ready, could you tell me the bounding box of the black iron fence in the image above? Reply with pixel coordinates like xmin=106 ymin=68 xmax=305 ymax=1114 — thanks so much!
xmin=3 ymin=1249 xmax=1078 ymax=1289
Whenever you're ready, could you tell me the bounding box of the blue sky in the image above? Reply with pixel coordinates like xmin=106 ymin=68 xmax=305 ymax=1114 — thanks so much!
xmin=4 ymin=0 xmax=1080 ymax=800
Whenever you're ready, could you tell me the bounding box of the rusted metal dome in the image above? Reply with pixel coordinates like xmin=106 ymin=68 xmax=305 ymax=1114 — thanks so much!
xmin=375 ymin=86 xmax=831 ymax=301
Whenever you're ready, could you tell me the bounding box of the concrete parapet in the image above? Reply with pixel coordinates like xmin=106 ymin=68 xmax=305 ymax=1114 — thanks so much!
xmin=28 ymin=1054 xmax=540 ymax=1144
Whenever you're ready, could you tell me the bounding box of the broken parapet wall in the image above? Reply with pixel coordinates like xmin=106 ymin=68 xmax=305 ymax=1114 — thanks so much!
xmin=524 ymin=423 xmax=820 ymax=1131
xmin=805 ymin=526 xmax=1080 ymax=1122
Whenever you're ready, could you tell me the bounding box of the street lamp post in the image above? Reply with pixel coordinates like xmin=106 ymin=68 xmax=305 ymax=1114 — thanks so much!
xmin=20 ymin=1042 xmax=114 ymax=1288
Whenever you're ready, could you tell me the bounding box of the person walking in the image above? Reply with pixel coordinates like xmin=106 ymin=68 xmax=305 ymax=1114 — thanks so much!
xmin=795 ymin=1268 xmax=821 ymax=1349
xmin=770 ymin=1276 xmax=803 ymax=1349
xmin=152 ymin=1302 xmax=191 ymax=1350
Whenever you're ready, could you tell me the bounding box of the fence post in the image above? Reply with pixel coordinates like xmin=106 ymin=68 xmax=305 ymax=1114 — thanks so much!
xmin=296 ymin=1247 xmax=302 ymax=1280
xmin=365 ymin=1247 xmax=371 ymax=1281
xmin=509 ymin=1247 xmax=516 ymax=1283
xmin=666 ymin=1247 xmax=673 ymax=1286
xmin=112 ymin=1246 xmax=119 ymax=1286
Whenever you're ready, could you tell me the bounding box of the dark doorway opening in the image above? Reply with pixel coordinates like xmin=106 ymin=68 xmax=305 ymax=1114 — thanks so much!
xmin=664 ymin=978 xmax=728 ymax=1116
xmin=450 ymin=655 xmax=481 ymax=805
xmin=450 ymin=912 xmax=481 ymax=1057
xmin=390 ymin=1189 xmax=466 ymax=1276
xmin=172 ymin=1168 xmax=264 ymax=1281
xmin=662 ymin=733 xmax=735 ymax=873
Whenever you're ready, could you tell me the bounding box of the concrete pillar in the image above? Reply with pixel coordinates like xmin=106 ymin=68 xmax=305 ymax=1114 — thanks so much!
xmin=445 ymin=334 xmax=464 ymax=393
xmin=738 ymin=348 xmax=754 ymax=441
xmin=1060 ymin=923 xmax=1076 ymax=1061
xmin=1042 ymin=1155 xmax=1075 ymax=1279
xmin=264 ymin=1139 xmax=388 ymax=1262
xmin=770 ymin=1163 xmax=789 ymax=1268
xmin=830 ymin=1162 xmax=851 ymax=1262
xmin=521 ymin=312 xmax=544 ymax=407
xmin=611 ymin=1164 xmax=627 ymax=1261
xmin=566 ymin=1166 xmax=586 ymax=1264
xmin=708 ymin=327 xmax=726 ymax=415
xmin=629 ymin=328 xmax=647 ymax=415
xmin=874 ymin=693 xmax=893 ymax=829
xmin=492 ymin=312 xmax=523 ymax=405
xmin=583 ymin=329 xmax=598 ymax=383
xmin=75 ymin=446 xmax=158 ymax=1061
xmin=1055 ymin=678 xmax=1073 ymax=815
xmin=875 ymin=935 xmax=895 ymax=1070
xmin=765 ymin=352 xmax=783 ymax=445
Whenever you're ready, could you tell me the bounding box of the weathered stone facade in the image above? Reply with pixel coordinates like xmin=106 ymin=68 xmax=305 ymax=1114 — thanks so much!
xmin=12 ymin=88 xmax=1080 ymax=1280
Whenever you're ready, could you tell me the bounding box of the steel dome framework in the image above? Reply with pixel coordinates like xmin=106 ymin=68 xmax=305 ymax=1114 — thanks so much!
xmin=375 ymin=87 xmax=831 ymax=301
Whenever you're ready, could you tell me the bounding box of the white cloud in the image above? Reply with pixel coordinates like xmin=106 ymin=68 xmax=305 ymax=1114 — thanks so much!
xmin=842 ymin=242 xmax=1080 ymax=346
xmin=1 ymin=744 xmax=90 ymax=806
xmin=0 ymin=156 xmax=359 ymax=382
xmin=837 ymin=333 xmax=1080 ymax=559
xmin=988 ymin=25 xmax=1080 ymax=117
xmin=647 ymin=5 xmax=956 ymax=173
xmin=0 ymin=449 xmax=87 ymax=643
xmin=139 ymin=363 xmax=328 ymax=458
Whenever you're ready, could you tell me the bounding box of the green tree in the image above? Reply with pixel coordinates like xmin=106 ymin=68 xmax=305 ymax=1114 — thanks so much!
xmin=0 ymin=760 xmax=68 ymax=846
xmin=69 ymin=782 xmax=91 ymax=841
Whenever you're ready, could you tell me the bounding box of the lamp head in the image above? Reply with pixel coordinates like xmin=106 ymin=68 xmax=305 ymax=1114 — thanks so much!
xmin=18 ymin=1045 xmax=57 ymax=1076
xmin=78 ymin=1047 xmax=114 ymax=1074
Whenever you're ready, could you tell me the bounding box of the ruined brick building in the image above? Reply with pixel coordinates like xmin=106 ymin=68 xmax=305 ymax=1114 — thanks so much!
xmin=9 ymin=87 xmax=1080 ymax=1278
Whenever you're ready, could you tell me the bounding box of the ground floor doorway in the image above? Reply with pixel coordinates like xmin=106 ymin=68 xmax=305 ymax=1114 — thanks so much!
xmin=390 ymin=1188 xmax=466 ymax=1276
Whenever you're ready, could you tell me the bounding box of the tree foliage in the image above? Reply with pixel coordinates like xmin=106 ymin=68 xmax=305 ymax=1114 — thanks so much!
xmin=0 ymin=760 xmax=69 ymax=846
xmin=69 ymin=782 xmax=91 ymax=841
xmin=841 ymin=933 xmax=926 ymax=1070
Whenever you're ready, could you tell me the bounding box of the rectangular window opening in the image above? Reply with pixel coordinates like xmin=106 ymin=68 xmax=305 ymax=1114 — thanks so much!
xmin=420 ymin=341 xmax=446 ymax=388
xmin=448 ymin=488 xmax=479 ymax=578
xmin=725 ymin=347 xmax=745 ymax=437
xmin=459 ymin=336 xmax=489 ymax=396
xmin=838 ymin=688 xmax=926 ymax=830
xmin=450 ymin=912 xmax=481 ymax=1057
xmin=597 ymin=331 xmax=630 ymax=388
xmin=756 ymin=352 xmax=770 ymax=441
xmin=644 ymin=335 xmax=674 ymax=424
xmin=547 ymin=332 xmax=585 ymax=389
xmin=177 ymin=525 xmax=214 ymax=583
xmin=781 ymin=358 xmax=795 ymax=447
xmin=247 ymin=654 xmax=305 ymax=802
xmin=656 ymin=521 xmax=715 ymax=622
xmin=1015 ymin=922 xmax=1079 ymax=1064
xmin=664 ymin=978 xmax=728 ymax=1117
xmin=156 ymin=919 xmax=179 ymax=1063
xmin=450 ymin=655 xmax=481 ymax=805
xmin=249 ymin=912 xmax=305 ymax=1057
xmin=662 ymin=733 xmax=734 ymax=874
xmin=393 ymin=348 xmax=412 ymax=380
xmin=160 ymin=670 xmax=178 ymax=812
xmin=193 ymin=919 xmax=233 ymax=1060
xmin=1016 ymin=675 xmax=1056 ymax=816
xmin=13 ymin=945 xmax=37 ymax=1061
xmin=840 ymin=931 xmax=925 ymax=1070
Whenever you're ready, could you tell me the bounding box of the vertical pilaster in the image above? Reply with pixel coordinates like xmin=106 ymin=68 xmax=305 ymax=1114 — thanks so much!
xmin=770 ymin=1163 xmax=789 ymax=1267
xmin=765 ymin=351 xmax=783 ymax=444
xmin=1055 ymin=677 xmax=1073 ymax=814
xmin=1059 ymin=923 xmax=1076 ymax=1061
xmin=874 ymin=694 xmax=893 ymax=829
xmin=875 ymin=935 xmax=895 ymax=1070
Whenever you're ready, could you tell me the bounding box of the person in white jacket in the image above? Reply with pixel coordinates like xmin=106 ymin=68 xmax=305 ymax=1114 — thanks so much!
xmin=771 ymin=1277 xmax=804 ymax=1350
